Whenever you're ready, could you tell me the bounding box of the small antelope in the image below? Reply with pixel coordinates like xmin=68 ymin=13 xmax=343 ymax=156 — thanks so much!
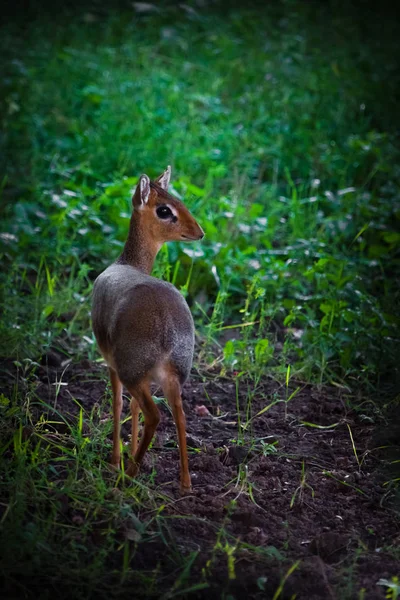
xmin=92 ymin=166 xmax=204 ymax=493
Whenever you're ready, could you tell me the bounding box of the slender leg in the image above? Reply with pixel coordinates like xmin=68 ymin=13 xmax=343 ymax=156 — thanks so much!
xmin=109 ymin=367 xmax=123 ymax=468
xmin=130 ymin=396 xmax=140 ymax=456
xmin=162 ymin=375 xmax=192 ymax=494
xmin=125 ymin=380 xmax=160 ymax=477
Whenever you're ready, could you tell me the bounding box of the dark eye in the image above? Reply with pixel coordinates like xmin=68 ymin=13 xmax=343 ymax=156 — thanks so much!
xmin=156 ymin=205 xmax=174 ymax=220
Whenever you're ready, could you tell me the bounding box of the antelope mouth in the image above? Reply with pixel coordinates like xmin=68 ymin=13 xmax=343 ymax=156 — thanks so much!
xmin=181 ymin=234 xmax=203 ymax=241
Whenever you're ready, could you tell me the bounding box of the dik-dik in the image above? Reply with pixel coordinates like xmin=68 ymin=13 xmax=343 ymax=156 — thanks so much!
xmin=92 ymin=166 xmax=204 ymax=493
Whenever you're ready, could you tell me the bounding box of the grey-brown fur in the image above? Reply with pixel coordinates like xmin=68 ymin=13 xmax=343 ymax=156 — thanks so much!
xmin=92 ymin=264 xmax=194 ymax=387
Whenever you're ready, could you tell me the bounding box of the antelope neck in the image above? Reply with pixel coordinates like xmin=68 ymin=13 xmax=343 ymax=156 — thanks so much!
xmin=117 ymin=211 xmax=160 ymax=274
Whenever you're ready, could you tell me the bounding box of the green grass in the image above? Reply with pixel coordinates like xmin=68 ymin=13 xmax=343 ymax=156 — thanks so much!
xmin=0 ymin=389 xmax=192 ymax=598
xmin=1 ymin=1 xmax=400 ymax=597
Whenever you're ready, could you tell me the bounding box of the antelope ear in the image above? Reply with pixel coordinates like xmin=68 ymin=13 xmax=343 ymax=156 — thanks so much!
xmin=154 ymin=165 xmax=171 ymax=190
xmin=132 ymin=174 xmax=150 ymax=207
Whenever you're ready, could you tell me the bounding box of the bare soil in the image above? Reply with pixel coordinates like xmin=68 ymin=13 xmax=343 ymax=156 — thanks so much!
xmin=1 ymin=356 xmax=399 ymax=599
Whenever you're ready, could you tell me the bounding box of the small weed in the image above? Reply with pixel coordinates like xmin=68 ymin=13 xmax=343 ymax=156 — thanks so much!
xmin=202 ymin=501 xmax=240 ymax=582
xmin=290 ymin=462 xmax=315 ymax=509
xmin=232 ymin=464 xmax=259 ymax=505
xmin=260 ymin=439 xmax=279 ymax=456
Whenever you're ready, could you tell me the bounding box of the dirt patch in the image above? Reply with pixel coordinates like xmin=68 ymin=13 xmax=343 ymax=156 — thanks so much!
xmin=1 ymin=356 xmax=399 ymax=599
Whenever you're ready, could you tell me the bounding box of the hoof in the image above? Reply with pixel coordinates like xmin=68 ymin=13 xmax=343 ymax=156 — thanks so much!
xmin=180 ymin=485 xmax=193 ymax=496
xmin=126 ymin=461 xmax=139 ymax=478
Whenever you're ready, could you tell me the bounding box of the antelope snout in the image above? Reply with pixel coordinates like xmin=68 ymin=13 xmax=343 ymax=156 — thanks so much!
xmin=195 ymin=223 xmax=205 ymax=240
xmin=182 ymin=222 xmax=204 ymax=241
xmin=197 ymin=228 xmax=205 ymax=240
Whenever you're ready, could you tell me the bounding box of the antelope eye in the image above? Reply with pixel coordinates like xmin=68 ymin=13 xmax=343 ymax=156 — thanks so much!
xmin=156 ymin=205 xmax=173 ymax=220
